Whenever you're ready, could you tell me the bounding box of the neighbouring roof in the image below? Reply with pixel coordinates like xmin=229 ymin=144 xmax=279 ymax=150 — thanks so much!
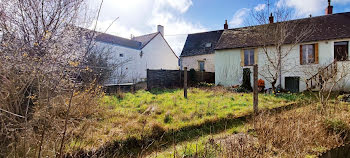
xmin=132 ymin=32 xmax=159 ymax=48
xmin=180 ymin=30 xmax=223 ymax=57
xmin=95 ymin=33 xmax=142 ymax=49
xmin=216 ymin=12 xmax=350 ymax=50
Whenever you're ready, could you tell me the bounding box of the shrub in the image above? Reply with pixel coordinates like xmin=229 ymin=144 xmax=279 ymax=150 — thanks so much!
xmin=324 ymin=118 xmax=350 ymax=136
xmin=198 ymin=82 xmax=215 ymax=87
xmin=164 ymin=113 xmax=173 ymax=124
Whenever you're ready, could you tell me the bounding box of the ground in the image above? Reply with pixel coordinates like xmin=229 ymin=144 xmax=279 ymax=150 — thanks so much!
xmin=68 ymin=87 xmax=302 ymax=155
xmin=66 ymin=87 xmax=350 ymax=158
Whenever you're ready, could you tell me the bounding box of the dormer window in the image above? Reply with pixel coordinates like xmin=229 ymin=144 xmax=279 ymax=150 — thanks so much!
xmin=205 ymin=43 xmax=212 ymax=48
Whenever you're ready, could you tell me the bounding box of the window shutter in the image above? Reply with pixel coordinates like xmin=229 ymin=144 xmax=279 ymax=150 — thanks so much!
xmin=241 ymin=49 xmax=244 ymax=66
xmin=254 ymin=48 xmax=258 ymax=65
xmin=315 ymin=43 xmax=319 ymax=64
xmin=300 ymin=45 xmax=303 ymax=65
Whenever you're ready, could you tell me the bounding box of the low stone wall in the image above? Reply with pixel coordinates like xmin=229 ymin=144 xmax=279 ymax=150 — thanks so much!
xmin=147 ymin=69 xmax=215 ymax=90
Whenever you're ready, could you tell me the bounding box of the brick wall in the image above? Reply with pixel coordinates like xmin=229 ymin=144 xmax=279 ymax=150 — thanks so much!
xmin=147 ymin=69 xmax=215 ymax=90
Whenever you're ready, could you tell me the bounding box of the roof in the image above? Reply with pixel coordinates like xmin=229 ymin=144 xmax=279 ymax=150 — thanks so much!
xmin=132 ymin=32 xmax=159 ymax=48
xmin=95 ymin=33 xmax=142 ymax=49
xmin=216 ymin=12 xmax=350 ymax=50
xmin=180 ymin=30 xmax=223 ymax=57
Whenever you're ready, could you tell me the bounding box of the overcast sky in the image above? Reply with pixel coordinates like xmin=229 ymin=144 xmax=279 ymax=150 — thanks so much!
xmin=87 ymin=0 xmax=350 ymax=56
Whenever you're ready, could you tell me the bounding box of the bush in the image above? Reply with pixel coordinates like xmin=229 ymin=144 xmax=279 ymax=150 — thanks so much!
xmin=198 ymin=82 xmax=214 ymax=87
xmin=324 ymin=118 xmax=350 ymax=136
xmin=164 ymin=113 xmax=173 ymax=124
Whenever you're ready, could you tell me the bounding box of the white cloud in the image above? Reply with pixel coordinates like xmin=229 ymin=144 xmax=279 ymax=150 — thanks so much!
xmin=254 ymin=4 xmax=266 ymax=11
xmin=87 ymin=0 xmax=204 ymax=56
xmin=276 ymin=0 xmax=350 ymax=17
xmin=229 ymin=8 xmax=250 ymax=28
xmin=276 ymin=0 xmax=325 ymax=16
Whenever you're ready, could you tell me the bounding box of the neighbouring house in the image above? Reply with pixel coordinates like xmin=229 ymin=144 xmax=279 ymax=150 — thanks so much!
xmin=215 ymin=4 xmax=350 ymax=92
xmin=179 ymin=22 xmax=227 ymax=72
xmin=93 ymin=25 xmax=179 ymax=85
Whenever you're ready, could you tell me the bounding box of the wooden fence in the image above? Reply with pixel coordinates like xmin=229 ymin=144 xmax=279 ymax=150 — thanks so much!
xmin=146 ymin=69 xmax=215 ymax=90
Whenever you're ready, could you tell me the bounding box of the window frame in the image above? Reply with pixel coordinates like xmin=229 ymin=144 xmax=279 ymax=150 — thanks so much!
xmin=334 ymin=41 xmax=349 ymax=61
xmin=198 ymin=61 xmax=205 ymax=72
xmin=300 ymin=44 xmax=317 ymax=65
xmin=243 ymin=49 xmax=255 ymax=66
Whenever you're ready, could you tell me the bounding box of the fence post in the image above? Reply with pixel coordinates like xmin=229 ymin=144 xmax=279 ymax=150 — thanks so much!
xmin=253 ymin=64 xmax=259 ymax=115
xmin=184 ymin=67 xmax=188 ymax=99
xmin=147 ymin=69 xmax=150 ymax=90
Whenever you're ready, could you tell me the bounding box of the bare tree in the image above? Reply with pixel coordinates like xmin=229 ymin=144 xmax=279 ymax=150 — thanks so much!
xmin=0 ymin=0 xmax=127 ymax=157
xmin=248 ymin=6 xmax=314 ymax=92
xmin=303 ymin=60 xmax=350 ymax=111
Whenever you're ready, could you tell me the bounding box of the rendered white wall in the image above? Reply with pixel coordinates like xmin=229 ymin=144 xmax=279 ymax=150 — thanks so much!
xmin=95 ymin=33 xmax=179 ymax=85
xmin=95 ymin=41 xmax=143 ymax=84
xmin=181 ymin=54 xmax=215 ymax=72
xmin=142 ymin=34 xmax=179 ymax=70
xmin=215 ymin=38 xmax=350 ymax=92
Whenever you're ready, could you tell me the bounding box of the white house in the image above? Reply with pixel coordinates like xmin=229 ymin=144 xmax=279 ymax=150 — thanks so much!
xmin=179 ymin=28 xmax=224 ymax=72
xmin=93 ymin=25 xmax=179 ymax=84
xmin=215 ymin=5 xmax=350 ymax=92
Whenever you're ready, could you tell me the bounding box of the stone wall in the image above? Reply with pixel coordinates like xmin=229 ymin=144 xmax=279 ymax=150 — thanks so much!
xmin=147 ymin=69 xmax=215 ymax=90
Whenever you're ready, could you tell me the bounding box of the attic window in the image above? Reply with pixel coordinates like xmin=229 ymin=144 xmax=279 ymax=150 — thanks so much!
xmin=205 ymin=43 xmax=212 ymax=48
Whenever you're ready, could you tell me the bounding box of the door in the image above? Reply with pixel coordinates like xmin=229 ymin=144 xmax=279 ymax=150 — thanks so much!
xmin=285 ymin=77 xmax=300 ymax=93
xmin=334 ymin=41 xmax=349 ymax=61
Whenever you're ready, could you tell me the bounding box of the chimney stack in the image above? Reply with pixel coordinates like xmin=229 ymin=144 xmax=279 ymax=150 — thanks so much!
xmin=224 ymin=20 xmax=228 ymax=29
xmin=326 ymin=0 xmax=333 ymax=15
xmin=157 ymin=25 xmax=164 ymax=36
xmin=269 ymin=13 xmax=274 ymax=24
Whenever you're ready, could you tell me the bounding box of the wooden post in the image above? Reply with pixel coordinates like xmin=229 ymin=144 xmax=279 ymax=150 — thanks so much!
xmin=184 ymin=67 xmax=188 ymax=99
xmin=253 ymin=64 xmax=259 ymax=115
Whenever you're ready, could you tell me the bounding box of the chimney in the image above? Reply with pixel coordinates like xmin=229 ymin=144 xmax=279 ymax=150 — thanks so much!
xmin=224 ymin=20 xmax=228 ymax=29
xmin=326 ymin=0 xmax=333 ymax=15
xmin=269 ymin=13 xmax=274 ymax=24
xmin=157 ymin=25 xmax=164 ymax=36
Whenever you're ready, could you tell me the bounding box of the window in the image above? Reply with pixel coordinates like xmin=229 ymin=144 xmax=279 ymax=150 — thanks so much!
xmin=244 ymin=49 xmax=255 ymax=66
xmin=334 ymin=41 xmax=349 ymax=61
xmin=300 ymin=44 xmax=316 ymax=65
xmin=205 ymin=43 xmax=212 ymax=48
xmin=198 ymin=61 xmax=205 ymax=72
xmin=119 ymin=53 xmax=124 ymax=57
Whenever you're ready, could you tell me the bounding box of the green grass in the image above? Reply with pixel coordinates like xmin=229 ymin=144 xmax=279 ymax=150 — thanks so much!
xmin=104 ymin=88 xmax=298 ymax=129
xmin=69 ymin=88 xmax=302 ymax=154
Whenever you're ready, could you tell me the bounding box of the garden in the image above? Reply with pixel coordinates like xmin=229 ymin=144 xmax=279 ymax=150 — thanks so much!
xmin=67 ymin=87 xmax=305 ymax=157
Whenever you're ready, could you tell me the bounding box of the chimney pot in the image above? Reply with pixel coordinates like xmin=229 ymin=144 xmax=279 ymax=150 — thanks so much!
xmin=224 ymin=20 xmax=228 ymax=29
xmin=269 ymin=13 xmax=274 ymax=24
xmin=326 ymin=0 xmax=333 ymax=15
xmin=157 ymin=25 xmax=164 ymax=36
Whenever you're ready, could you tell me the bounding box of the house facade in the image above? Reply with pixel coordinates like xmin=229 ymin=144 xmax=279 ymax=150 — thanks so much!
xmin=94 ymin=25 xmax=179 ymax=85
xmin=179 ymin=30 xmax=223 ymax=72
xmin=215 ymin=11 xmax=350 ymax=92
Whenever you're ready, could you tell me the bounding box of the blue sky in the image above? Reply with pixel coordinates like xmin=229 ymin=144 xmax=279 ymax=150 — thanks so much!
xmin=89 ymin=0 xmax=350 ymax=55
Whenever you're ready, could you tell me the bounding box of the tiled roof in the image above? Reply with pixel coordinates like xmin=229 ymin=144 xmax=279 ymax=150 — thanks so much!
xmin=216 ymin=12 xmax=350 ymax=50
xmin=180 ymin=30 xmax=223 ymax=57
xmin=95 ymin=33 xmax=142 ymax=49
xmin=132 ymin=32 xmax=159 ymax=48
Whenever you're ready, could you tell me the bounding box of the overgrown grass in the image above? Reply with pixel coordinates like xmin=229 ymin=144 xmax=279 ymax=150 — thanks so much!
xmin=151 ymin=101 xmax=350 ymax=158
xmin=68 ymin=87 xmax=303 ymax=155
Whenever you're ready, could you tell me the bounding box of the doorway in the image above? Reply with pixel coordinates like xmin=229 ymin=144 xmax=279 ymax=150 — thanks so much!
xmin=285 ymin=77 xmax=300 ymax=93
